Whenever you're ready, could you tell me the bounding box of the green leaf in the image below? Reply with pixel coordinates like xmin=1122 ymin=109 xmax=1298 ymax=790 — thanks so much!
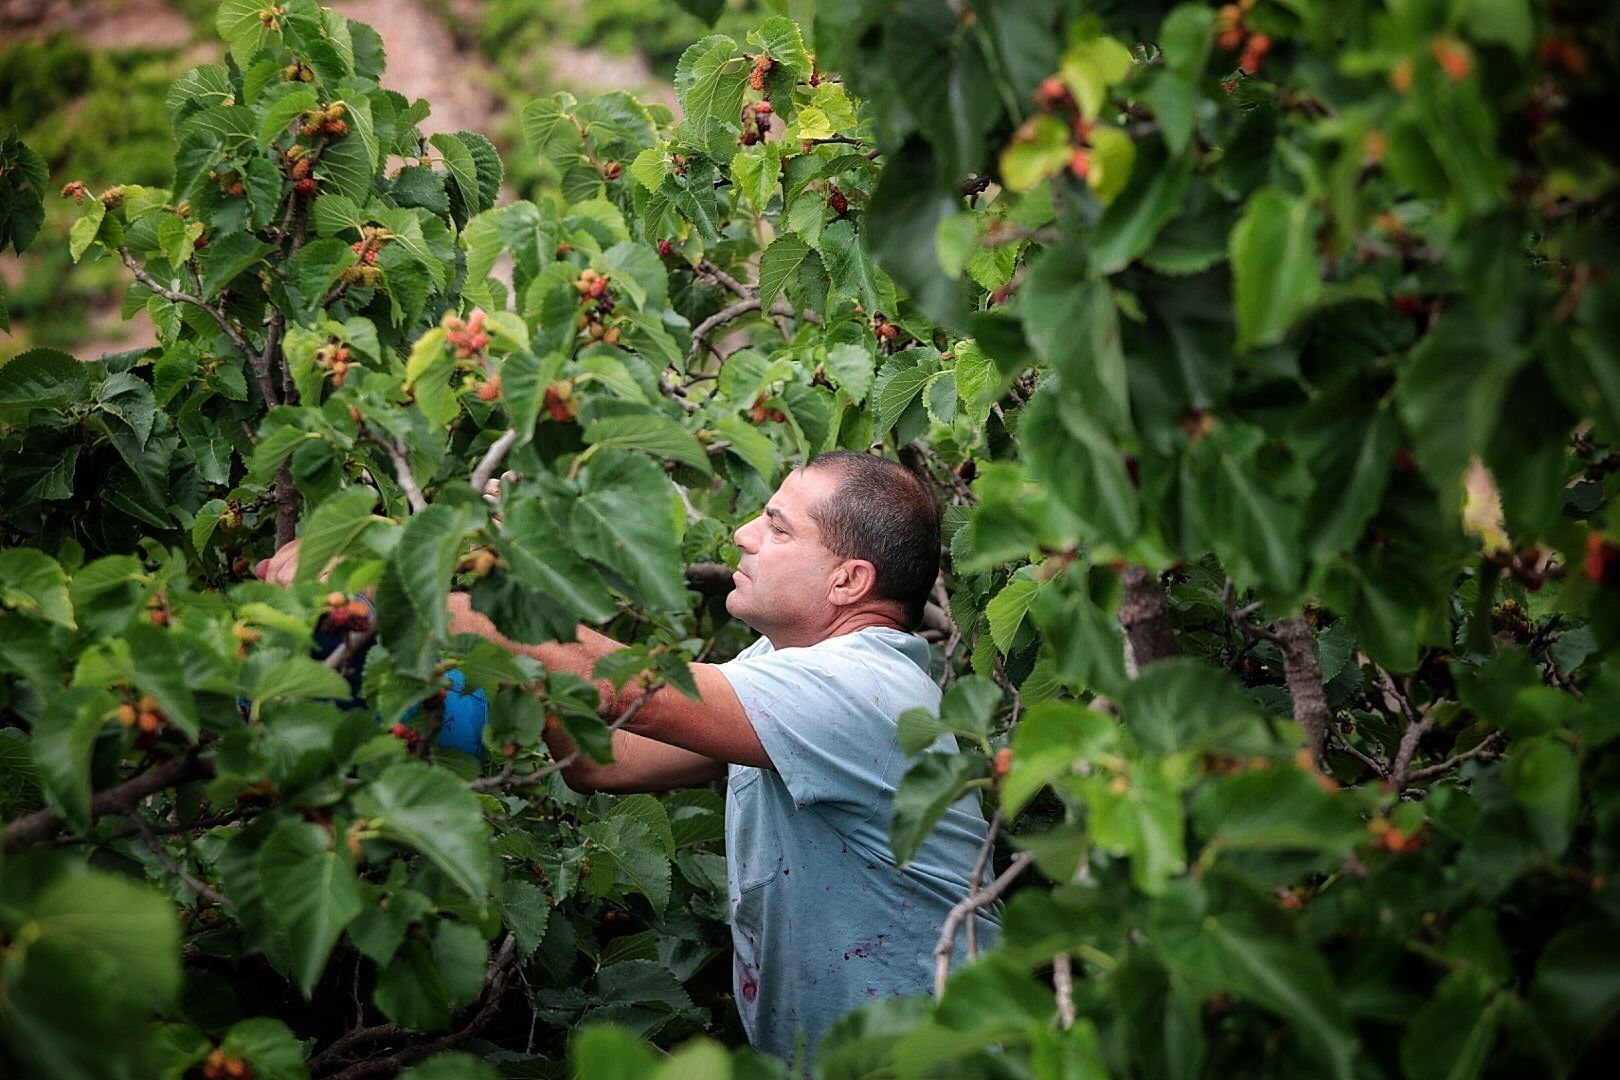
xmin=758 ymin=233 xmax=809 ymax=312
xmin=294 ymin=487 xmax=381 ymax=586
xmin=582 ymin=816 xmax=672 ymax=915
xmin=1060 ymin=31 xmax=1135 ymax=118
xmin=1021 ymin=389 xmax=1139 ymax=547
xmin=891 ymin=753 xmax=980 ymax=867
xmin=0 ymin=549 xmax=74 ymax=629
xmin=30 ymin=689 xmax=105 ymax=836
xmin=675 ymin=35 xmax=746 ymax=137
xmin=1231 ymin=188 xmax=1321 ymax=350
xmin=986 ymin=570 xmax=1040 ymax=655
xmin=259 ymin=819 xmax=364 ymax=997
xmin=375 ymin=939 xmax=451 ymax=1031
xmin=821 ymin=219 xmax=885 ymax=312
xmin=1400 ymin=970 xmax=1498 ymax=1080
xmin=391 ymin=502 xmax=473 ymax=642
xmin=199 ymin=231 xmax=275 ymax=300
xmin=1504 ymin=737 xmax=1579 ymax=856
xmin=400 ymin=1053 xmax=500 ymax=1080
xmin=1020 ymin=254 xmax=1128 ymax=431
xmin=429 ymin=132 xmax=480 ymax=213
xmin=999 ymin=115 xmax=1072 ymax=194
xmin=243 ymin=654 xmax=354 ymax=714
xmin=872 ymin=351 xmax=934 ymax=434
xmin=68 ymin=199 xmax=105 ymax=263
xmin=217 ymin=0 xmax=284 ymax=65
xmin=1004 ymin=700 xmax=1118 ymax=817
xmin=494 ymin=498 xmax=618 ymax=624
xmin=1160 ymin=5 xmax=1216 ymax=82
xmin=571 ymin=450 xmax=688 ymax=612
xmin=503 ymin=880 xmax=551 ymax=961
xmin=24 ymin=864 xmax=182 ymax=1008
xmin=1191 ymin=425 xmax=1303 ymax=596
xmin=583 ymin=413 xmax=712 ymax=474
xmin=0 ymin=348 xmax=90 ymax=408
xmin=571 ymin=1025 xmax=660 ymax=1077
xmin=1121 ymin=658 xmax=1275 ymax=757
xmin=1084 ymin=758 xmax=1186 ymax=893
xmin=748 ymin=16 xmax=812 ymax=79
xmin=1194 ymin=766 xmax=1364 ymax=864
xmin=257 ymin=87 xmax=317 ymax=147
xmin=1092 ymin=142 xmax=1194 ymax=274
xmin=362 ymin=761 xmax=495 ymax=906
xmin=824 ymin=341 xmax=876 ymax=406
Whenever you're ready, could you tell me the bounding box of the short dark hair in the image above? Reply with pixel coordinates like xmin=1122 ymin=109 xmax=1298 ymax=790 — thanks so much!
xmin=802 ymin=451 xmax=940 ymax=628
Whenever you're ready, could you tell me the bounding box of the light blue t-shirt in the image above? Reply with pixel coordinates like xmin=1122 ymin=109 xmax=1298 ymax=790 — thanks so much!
xmin=717 ymin=627 xmax=997 ymax=1061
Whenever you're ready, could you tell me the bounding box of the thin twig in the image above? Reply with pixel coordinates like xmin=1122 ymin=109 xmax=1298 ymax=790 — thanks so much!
xmin=687 ymin=297 xmax=821 ymax=360
xmin=1053 ymin=952 xmax=1075 ymax=1030
xmin=1328 ymin=731 xmax=1389 ymax=780
xmin=696 ymin=259 xmax=750 ymax=300
xmin=470 ymin=684 xmax=661 ymax=792
xmin=325 ymin=628 xmax=377 ymax=672
xmin=119 ymin=247 xmax=259 ymax=384
xmin=366 ymin=431 xmax=427 ymax=513
xmin=470 ymin=430 xmax=520 ymax=495
xmin=132 ymin=813 xmax=230 ymax=908
xmin=1390 ymin=713 xmax=1433 ymax=791
xmin=965 ymin=809 xmax=1003 ymax=959
xmin=935 ymin=852 xmax=1033 ymax=994
xmin=1405 ymin=731 xmax=1509 ymax=784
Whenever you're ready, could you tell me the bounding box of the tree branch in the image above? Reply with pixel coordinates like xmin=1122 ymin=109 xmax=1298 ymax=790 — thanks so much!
xmin=2 ymin=748 xmax=215 ymax=853
xmin=1276 ymin=616 xmax=1330 ymax=765
xmin=313 ymin=933 xmax=518 ymax=1080
xmin=1053 ymin=952 xmax=1076 ymax=1030
xmin=1390 ymin=713 xmax=1433 ymax=791
xmin=695 ymin=259 xmax=750 ymax=300
xmin=687 ymin=297 xmax=822 ymax=360
xmin=935 ymin=851 xmax=1032 ymax=995
xmin=132 ymin=812 xmax=230 ymax=908
xmin=1117 ymin=565 xmax=1179 ymax=669
xmin=965 ymin=809 xmax=1003 ymax=959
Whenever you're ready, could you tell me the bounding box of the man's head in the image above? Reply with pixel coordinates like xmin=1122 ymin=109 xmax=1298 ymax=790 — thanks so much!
xmin=727 ymin=452 xmax=940 ymax=647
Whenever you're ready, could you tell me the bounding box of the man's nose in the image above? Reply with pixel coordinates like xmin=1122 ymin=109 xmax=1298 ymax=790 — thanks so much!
xmin=734 ymin=516 xmax=759 ymax=551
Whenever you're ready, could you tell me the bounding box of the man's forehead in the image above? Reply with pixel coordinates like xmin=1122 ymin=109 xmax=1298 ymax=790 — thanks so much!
xmin=766 ymin=468 xmax=835 ymax=525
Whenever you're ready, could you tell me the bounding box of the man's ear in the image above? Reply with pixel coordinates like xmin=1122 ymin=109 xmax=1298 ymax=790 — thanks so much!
xmin=828 ymin=559 xmax=880 ymax=606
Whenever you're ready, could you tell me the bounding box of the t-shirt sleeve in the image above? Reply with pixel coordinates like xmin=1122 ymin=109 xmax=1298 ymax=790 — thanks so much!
xmin=717 ymin=646 xmax=897 ymax=811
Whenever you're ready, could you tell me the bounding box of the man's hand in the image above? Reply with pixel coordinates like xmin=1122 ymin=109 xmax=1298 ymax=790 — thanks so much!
xmin=256 ymin=539 xmax=302 ymax=586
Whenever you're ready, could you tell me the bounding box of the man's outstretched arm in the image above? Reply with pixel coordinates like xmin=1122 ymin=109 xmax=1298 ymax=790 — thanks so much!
xmin=445 ymin=594 xmax=770 ymax=792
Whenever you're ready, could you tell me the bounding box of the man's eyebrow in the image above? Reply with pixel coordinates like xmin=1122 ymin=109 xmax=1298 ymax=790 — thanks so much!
xmin=764 ymin=506 xmax=795 ymax=531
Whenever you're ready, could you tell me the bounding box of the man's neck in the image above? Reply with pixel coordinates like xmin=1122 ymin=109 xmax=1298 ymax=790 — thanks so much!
xmin=765 ymin=608 xmax=905 ymax=650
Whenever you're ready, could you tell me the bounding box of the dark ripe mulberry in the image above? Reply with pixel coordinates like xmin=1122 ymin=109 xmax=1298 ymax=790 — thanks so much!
xmin=828 ymin=189 xmax=849 ymax=216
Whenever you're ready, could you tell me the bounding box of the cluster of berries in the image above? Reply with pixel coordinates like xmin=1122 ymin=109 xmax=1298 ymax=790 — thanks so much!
xmin=740 ymin=100 xmax=773 ymax=146
xmin=657 ymin=238 xmax=675 ymax=257
xmin=203 ymin=1048 xmax=254 ymax=1080
xmin=281 ymin=60 xmax=315 ymax=83
xmin=1031 ymin=73 xmax=1097 ymax=179
xmin=257 ymin=5 xmax=285 ymax=29
xmin=870 ymin=312 xmax=900 ymax=345
xmin=1216 ymin=2 xmax=1272 ymax=75
xmin=1368 ymin=817 xmax=1428 ymax=855
xmin=543 ymin=380 xmax=578 ymax=423
xmin=323 ymin=592 xmax=374 ymax=635
xmin=748 ymin=53 xmax=774 ymax=91
xmin=389 ymin=722 xmax=422 ymax=750
xmin=444 ymin=308 xmax=490 ymax=358
xmin=574 ymin=269 xmax=621 ymax=345
xmin=991 ymin=747 xmax=1013 ymax=780
xmin=301 ymin=102 xmax=348 ymax=140
xmin=315 ymin=341 xmax=354 ymax=388
xmin=828 ymin=185 xmax=849 ymax=216
xmin=1586 ymin=533 xmax=1620 ymax=588
xmin=748 ymin=395 xmax=787 ymax=424
xmin=600 ymin=160 xmax=623 ymax=181
xmin=115 ymin=695 xmax=166 ymax=739
xmin=147 ymin=593 xmax=172 ymax=627
xmin=209 ymin=168 xmax=248 ymax=197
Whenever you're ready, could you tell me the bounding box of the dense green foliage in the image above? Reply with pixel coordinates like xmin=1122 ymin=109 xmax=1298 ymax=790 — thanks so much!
xmin=2 ymin=0 xmax=1620 ymax=1078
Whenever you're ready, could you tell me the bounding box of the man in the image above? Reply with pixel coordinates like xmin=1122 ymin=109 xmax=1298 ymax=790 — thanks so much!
xmin=265 ymin=451 xmax=996 ymax=1059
